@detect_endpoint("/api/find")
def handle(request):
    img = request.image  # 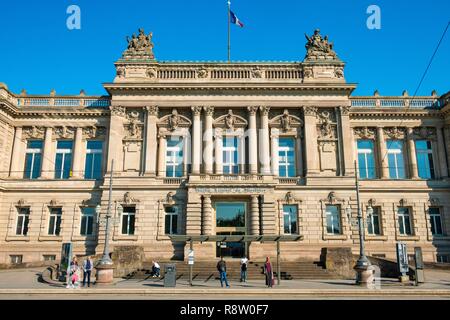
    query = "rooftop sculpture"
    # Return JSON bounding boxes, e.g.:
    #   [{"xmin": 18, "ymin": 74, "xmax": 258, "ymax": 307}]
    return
[
  {"xmin": 304, "ymin": 29, "xmax": 339, "ymax": 61},
  {"xmin": 122, "ymin": 28, "xmax": 155, "ymax": 60}
]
